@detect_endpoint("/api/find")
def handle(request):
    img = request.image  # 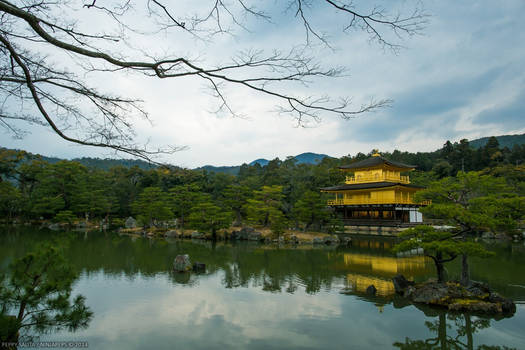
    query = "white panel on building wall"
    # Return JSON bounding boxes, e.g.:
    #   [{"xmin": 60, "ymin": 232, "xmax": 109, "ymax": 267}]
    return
[
  {"xmin": 409, "ymin": 210, "xmax": 416, "ymax": 223},
  {"xmin": 416, "ymin": 210, "xmax": 423, "ymax": 222}
]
